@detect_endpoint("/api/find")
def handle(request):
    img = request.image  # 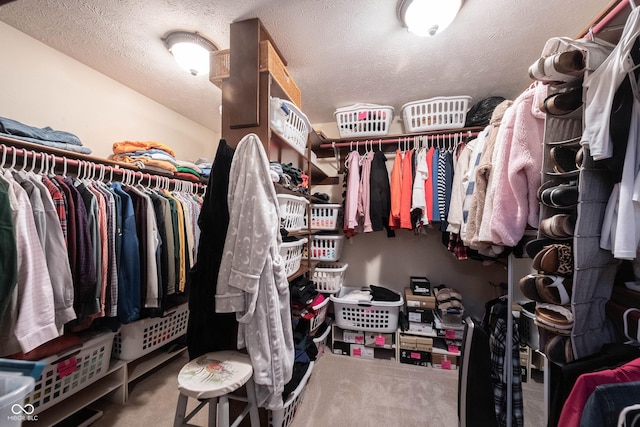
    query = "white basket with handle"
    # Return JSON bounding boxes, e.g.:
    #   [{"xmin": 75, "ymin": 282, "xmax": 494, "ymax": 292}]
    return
[
  {"xmin": 277, "ymin": 194, "xmax": 309, "ymax": 232},
  {"xmin": 270, "ymin": 97, "xmax": 311, "ymax": 154},
  {"xmin": 311, "ymin": 262, "xmax": 348, "ymax": 294},
  {"xmin": 401, "ymin": 96, "xmax": 471, "ymax": 132},
  {"xmin": 280, "ymin": 238, "xmax": 308, "ymax": 278},
  {"xmin": 334, "ymin": 103, "xmax": 394, "ymax": 138}
]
